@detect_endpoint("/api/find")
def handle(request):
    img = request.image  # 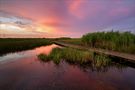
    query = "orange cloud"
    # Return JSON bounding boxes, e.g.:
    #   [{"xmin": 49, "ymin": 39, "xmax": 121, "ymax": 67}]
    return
[
  {"xmin": 43, "ymin": 22, "xmax": 68, "ymax": 27},
  {"xmin": 37, "ymin": 17, "xmax": 70, "ymax": 34}
]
